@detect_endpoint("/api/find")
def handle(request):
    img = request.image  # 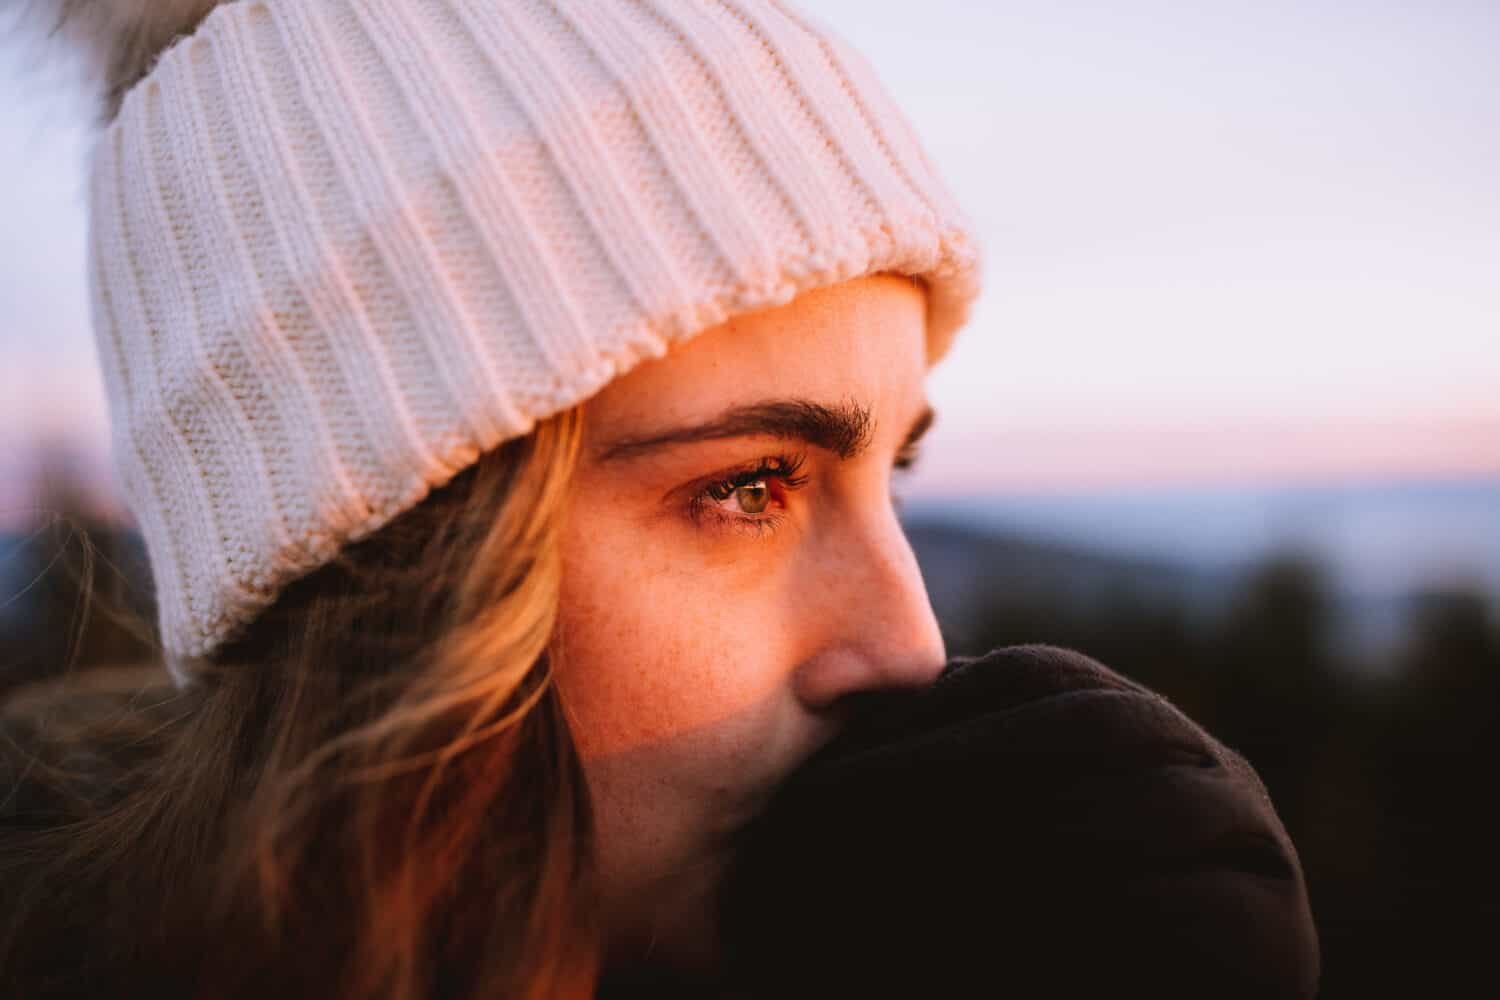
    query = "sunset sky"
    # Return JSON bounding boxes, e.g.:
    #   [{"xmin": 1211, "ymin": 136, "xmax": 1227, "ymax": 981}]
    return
[{"xmin": 2, "ymin": 0, "xmax": 1496, "ymax": 521}]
